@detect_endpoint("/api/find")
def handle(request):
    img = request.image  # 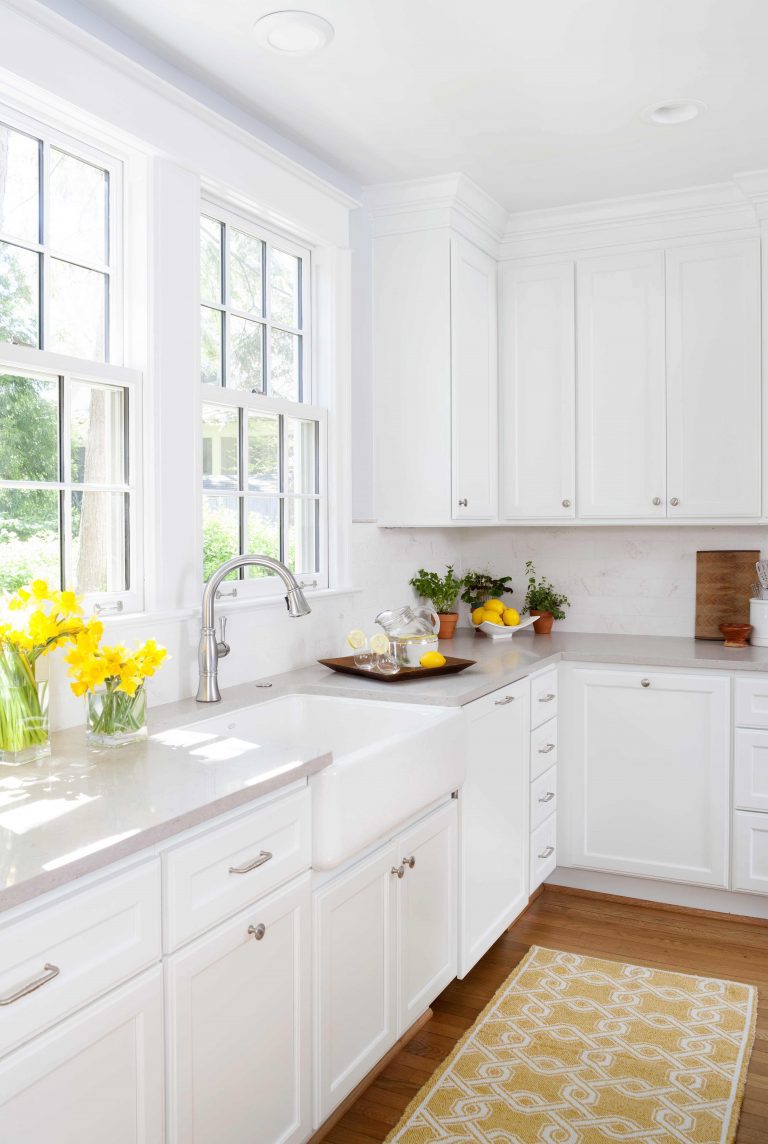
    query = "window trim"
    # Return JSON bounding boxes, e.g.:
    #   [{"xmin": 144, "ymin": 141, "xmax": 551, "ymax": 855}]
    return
[{"xmin": 200, "ymin": 199, "xmax": 328, "ymax": 596}]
